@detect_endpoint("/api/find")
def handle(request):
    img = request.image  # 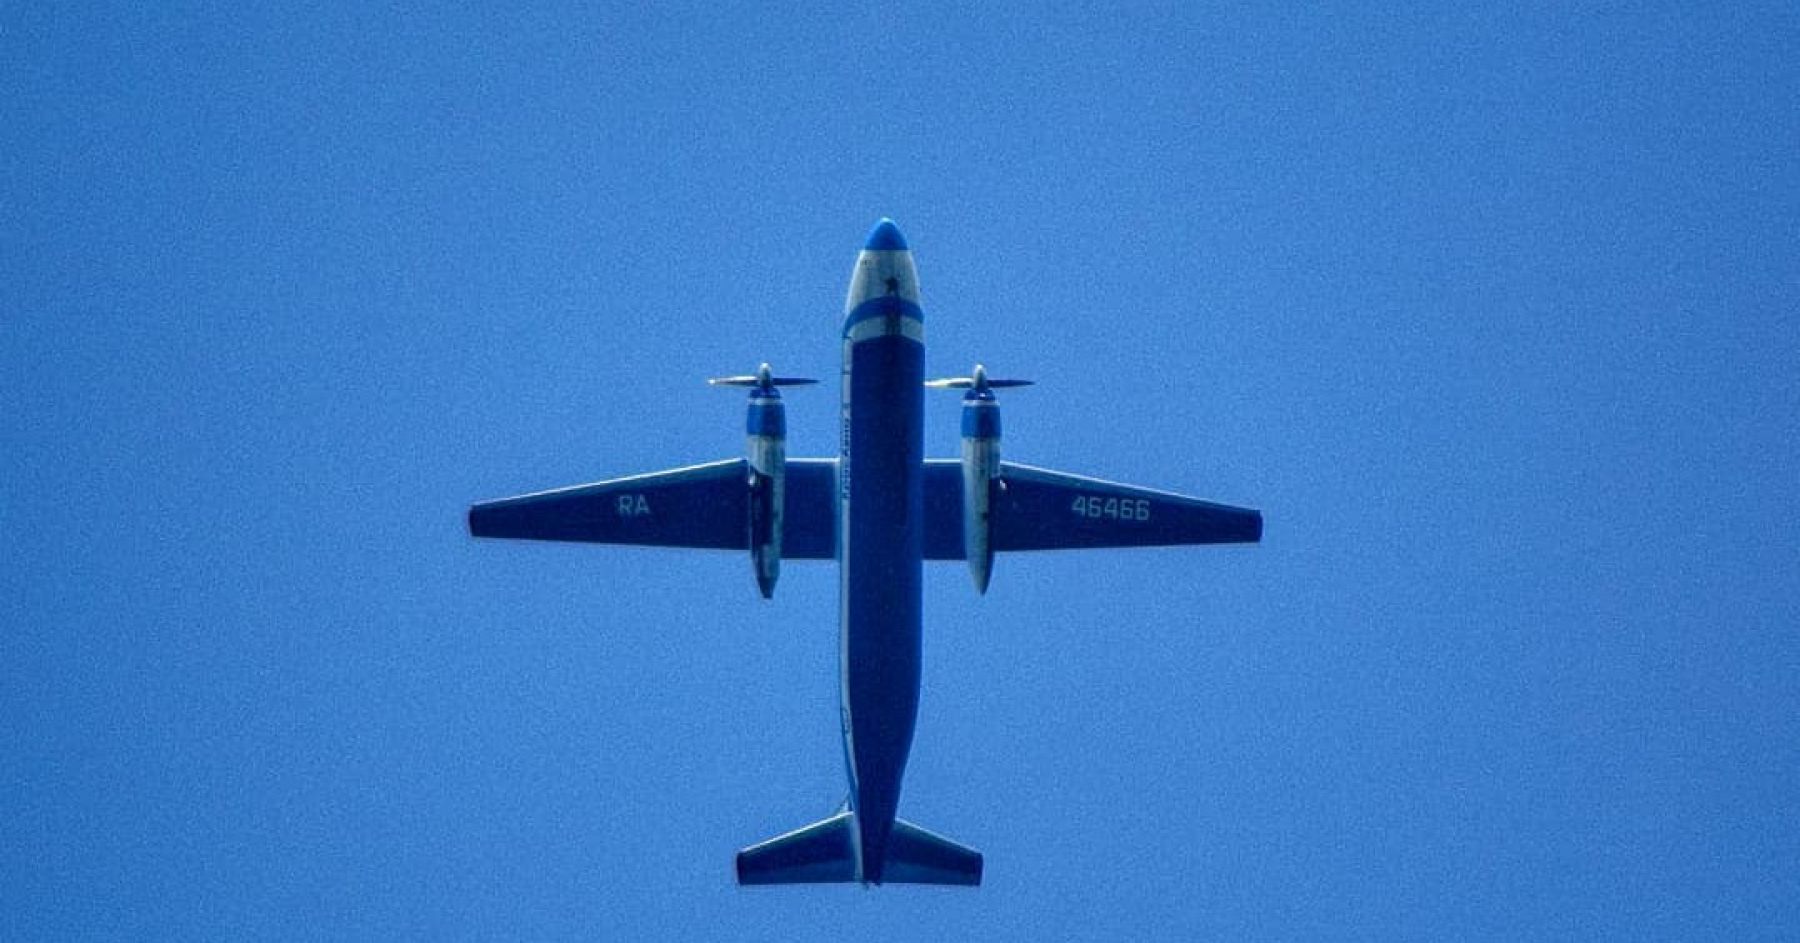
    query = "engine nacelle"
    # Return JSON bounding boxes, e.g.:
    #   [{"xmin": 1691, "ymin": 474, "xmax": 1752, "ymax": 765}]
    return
[
  {"xmin": 746, "ymin": 386, "xmax": 786, "ymax": 599},
  {"xmin": 960, "ymin": 388, "xmax": 1001, "ymax": 594},
  {"xmin": 712, "ymin": 363, "xmax": 815, "ymax": 599},
  {"xmin": 928, "ymin": 364, "xmax": 1031, "ymax": 592}
]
